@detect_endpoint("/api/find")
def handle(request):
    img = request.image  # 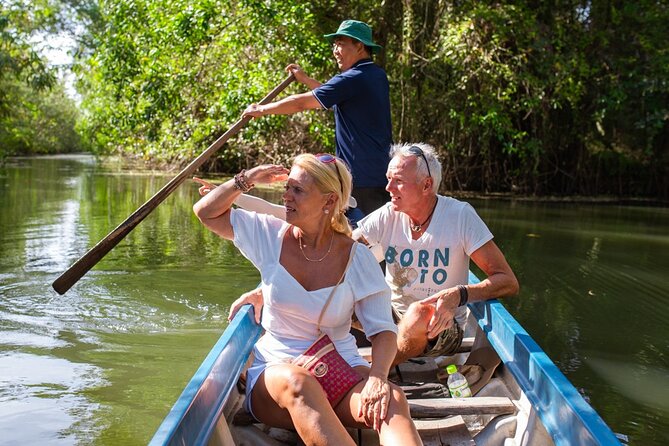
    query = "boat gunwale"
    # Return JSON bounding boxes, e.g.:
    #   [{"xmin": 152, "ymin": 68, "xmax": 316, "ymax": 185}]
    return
[
  {"xmin": 149, "ymin": 305, "xmax": 262, "ymax": 446},
  {"xmin": 468, "ymin": 271, "xmax": 621, "ymax": 446}
]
